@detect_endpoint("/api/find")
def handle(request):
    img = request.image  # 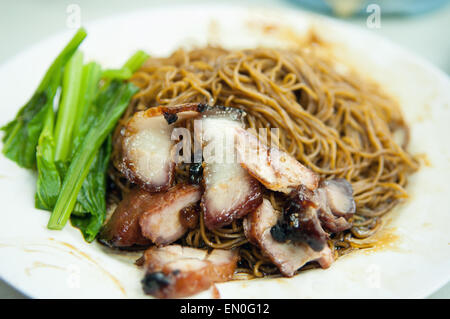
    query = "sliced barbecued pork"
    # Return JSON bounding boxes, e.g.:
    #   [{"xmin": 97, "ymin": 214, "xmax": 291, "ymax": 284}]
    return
[
  {"xmin": 243, "ymin": 199, "xmax": 333, "ymax": 277},
  {"xmin": 141, "ymin": 245, "xmax": 238, "ymax": 298},
  {"xmin": 98, "ymin": 188, "xmax": 153, "ymax": 249},
  {"xmin": 202, "ymin": 162, "xmax": 263, "ymax": 230},
  {"xmin": 315, "ymin": 190, "xmax": 352, "ymax": 234},
  {"xmin": 99, "ymin": 184, "xmax": 201, "ymax": 248},
  {"xmin": 275, "ymin": 186, "xmax": 330, "ymax": 251},
  {"xmin": 234, "ymin": 127, "xmax": 319, "ymax": 193},
  {"xmin": 313, "ymin": 178, "xmax": 355, "ymax": 233},
  {"xmin": 320, "ymin": 178, "xmax": 356, "ymax": 219},
  {"xmin": 119, "ymin": 103, "xmax": 206, "ymax": 192},
  {"xmin": 98, "ymin": 189, "xmax": 152, "ymax": 249},
  {"xmin": 271, "ymin": 178, "xmax": 356, "ymax": 251},
  {"xmin": 199, "ymin": 107, "xmax": 263, "ymax": 230},
  {"xmin": 139, "ymin": 183, "xmax": 201, "ymax": 245}
]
